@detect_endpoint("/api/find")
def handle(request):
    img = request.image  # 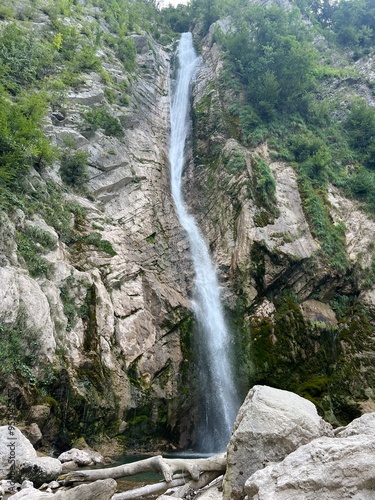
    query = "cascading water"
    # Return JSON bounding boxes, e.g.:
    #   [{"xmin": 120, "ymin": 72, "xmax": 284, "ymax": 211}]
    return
[{"xmin": 169, "ymin": 32, "xmax": 240, "ymax": 453}]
